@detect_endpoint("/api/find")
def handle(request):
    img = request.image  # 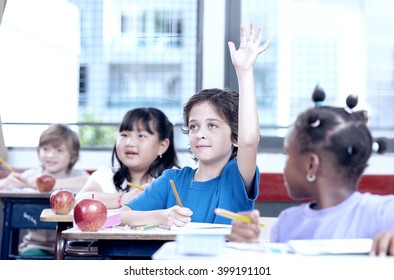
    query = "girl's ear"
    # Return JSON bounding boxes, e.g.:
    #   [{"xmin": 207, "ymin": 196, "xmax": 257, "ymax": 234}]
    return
[
  {"xmin": 158, "ymin": 138, "xmax": 170, "ymax": 156},
  {"xmin": 304, "ymin": 152, "xmax": 320, "ymax": 174}
]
